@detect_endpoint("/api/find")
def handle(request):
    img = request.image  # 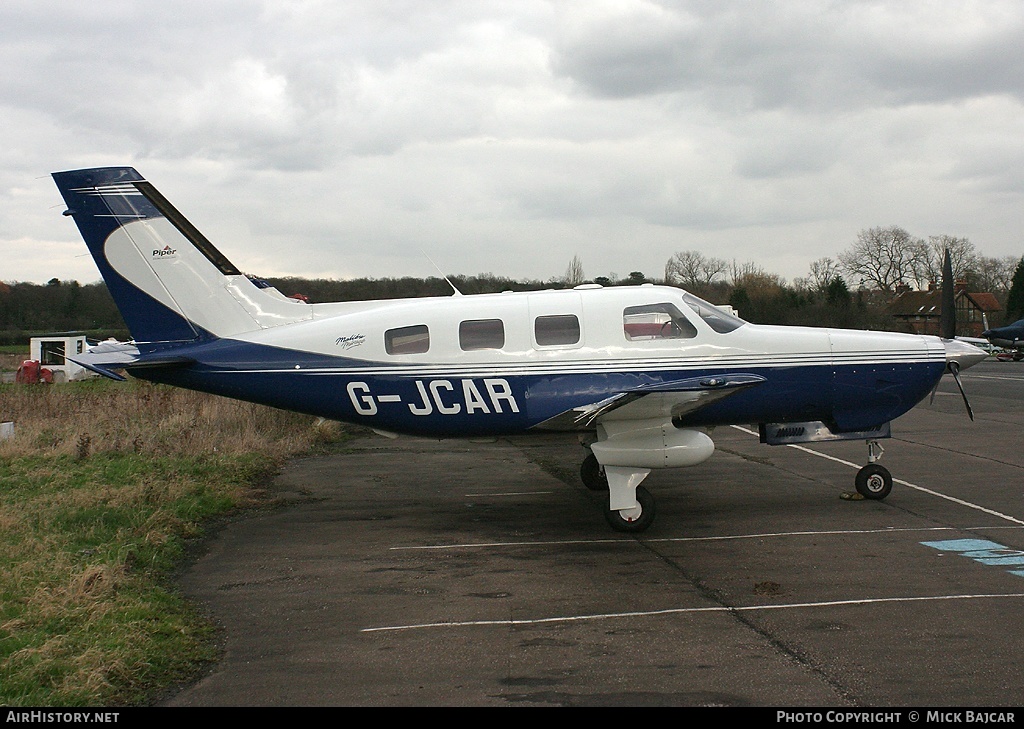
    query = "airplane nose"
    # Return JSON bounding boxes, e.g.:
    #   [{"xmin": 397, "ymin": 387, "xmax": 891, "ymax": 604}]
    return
[{"xmin": 943, "ymin": 338, "xmax": 988, "ymax": 371}]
